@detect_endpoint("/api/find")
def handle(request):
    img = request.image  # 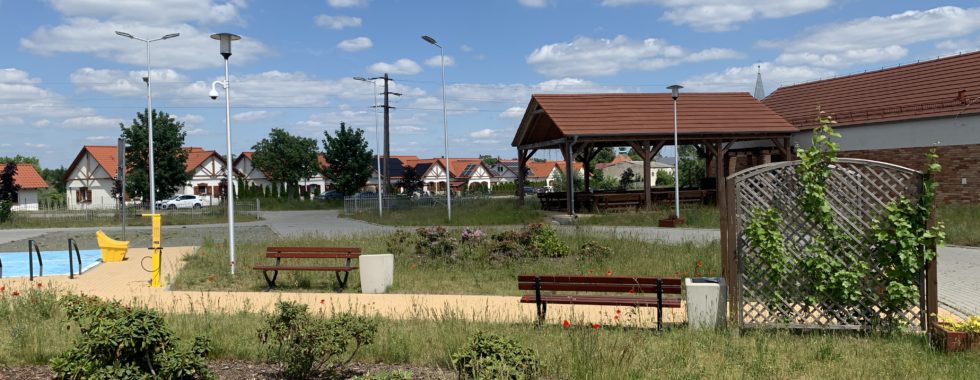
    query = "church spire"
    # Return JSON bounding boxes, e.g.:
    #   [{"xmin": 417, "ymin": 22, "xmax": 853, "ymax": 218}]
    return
[{"xmin": 753, "ymin": 64, "xmax": 765, "ymax": 100}]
